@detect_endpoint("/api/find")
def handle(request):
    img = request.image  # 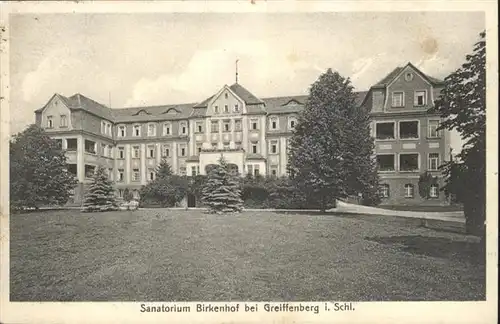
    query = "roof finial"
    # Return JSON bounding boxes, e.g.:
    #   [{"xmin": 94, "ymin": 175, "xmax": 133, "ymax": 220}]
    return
[{"xmin": 235, "ymin": 59, "xmax": 239, "ymax": 84}]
